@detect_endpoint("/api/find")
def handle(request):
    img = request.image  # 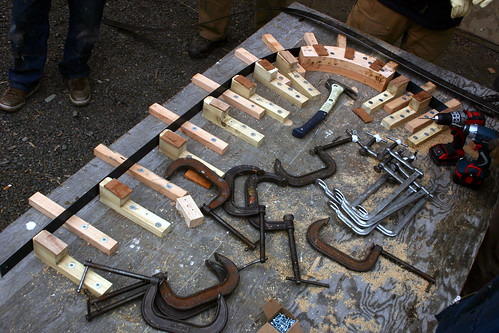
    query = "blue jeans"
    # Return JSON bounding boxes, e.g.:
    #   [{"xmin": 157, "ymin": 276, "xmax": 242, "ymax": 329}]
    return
[{"xmin": 8, "ymin": 0, "xmax": 106, "ymax": 91}]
